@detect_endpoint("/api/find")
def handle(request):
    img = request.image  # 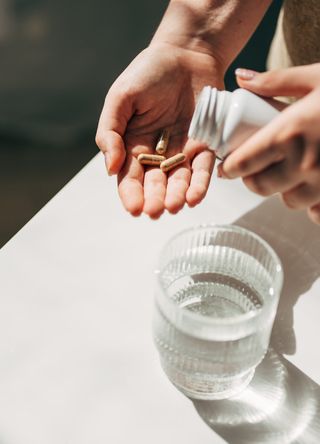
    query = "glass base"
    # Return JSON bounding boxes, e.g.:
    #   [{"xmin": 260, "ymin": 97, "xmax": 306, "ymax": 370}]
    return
[{"xmin": 162, "ymin": 363, "xmax": 255, "ymax": 400}]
